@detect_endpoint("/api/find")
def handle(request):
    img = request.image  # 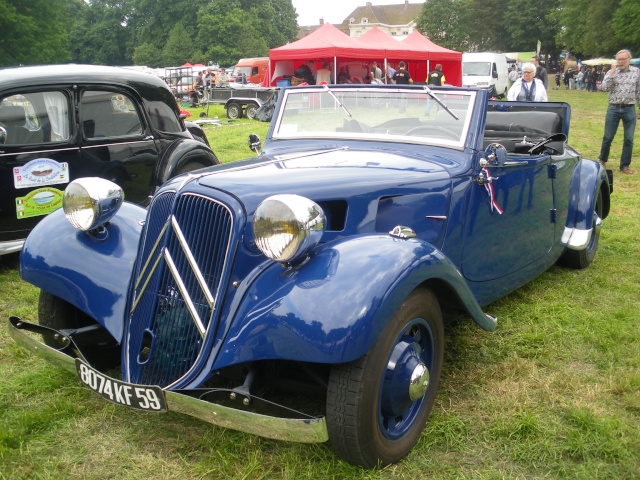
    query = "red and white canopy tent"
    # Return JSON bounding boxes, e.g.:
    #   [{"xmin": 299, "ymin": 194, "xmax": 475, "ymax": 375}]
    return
[
  {"xmin": 400, "ymin": 30, "xmax": 462, "ymax": 86},
  {"xmin": 265, "ymin": 24, "xmax": 461, "ymax": 86}
]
